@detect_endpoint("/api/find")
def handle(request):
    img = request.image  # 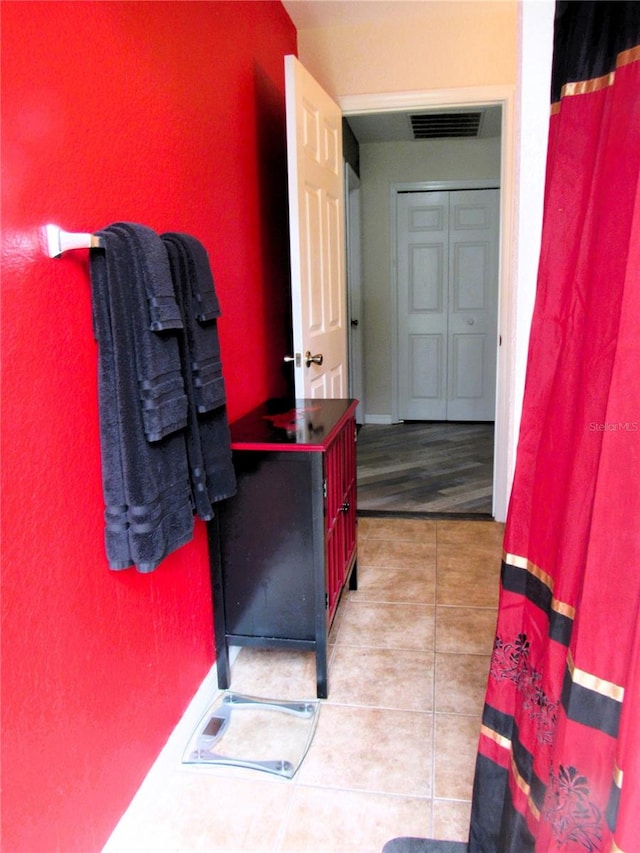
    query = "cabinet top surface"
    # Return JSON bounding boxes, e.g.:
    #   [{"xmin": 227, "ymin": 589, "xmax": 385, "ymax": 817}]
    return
[{"xmin": 230, "ymin": 398, "xmax": 358, "ymax": 451}]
